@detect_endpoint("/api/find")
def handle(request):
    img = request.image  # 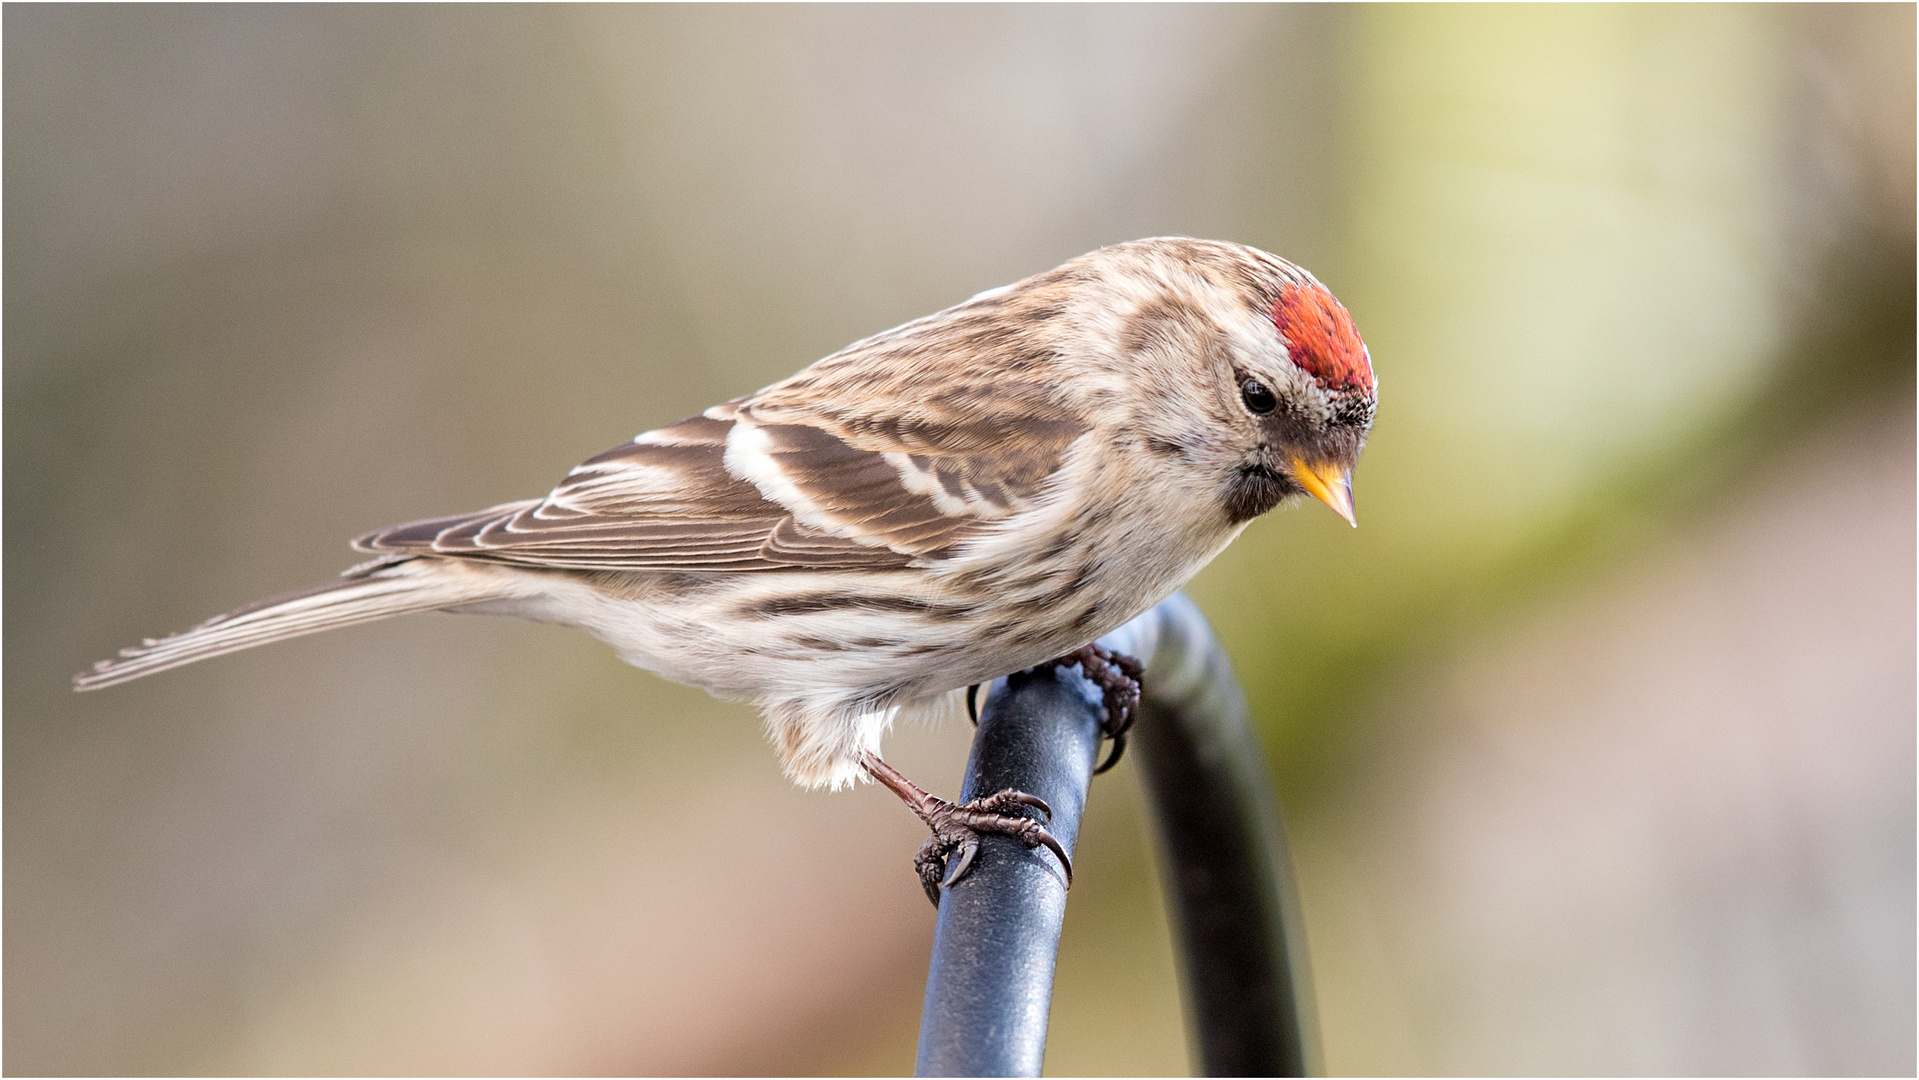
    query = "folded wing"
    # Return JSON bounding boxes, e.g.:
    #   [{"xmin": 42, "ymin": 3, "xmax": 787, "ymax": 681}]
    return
[{"xmin": 355, "ymin": 398, "xmax": 1086, "ymax": 574}]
